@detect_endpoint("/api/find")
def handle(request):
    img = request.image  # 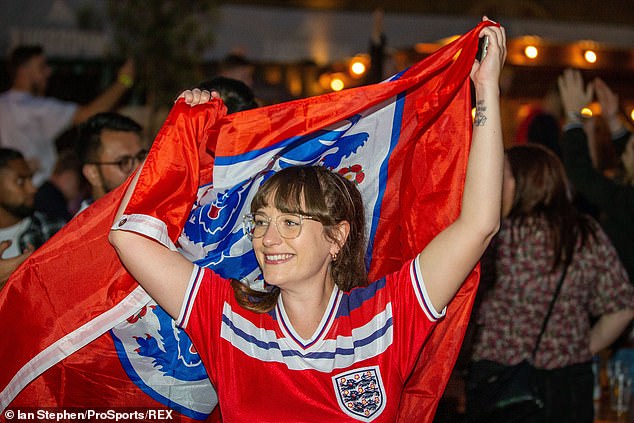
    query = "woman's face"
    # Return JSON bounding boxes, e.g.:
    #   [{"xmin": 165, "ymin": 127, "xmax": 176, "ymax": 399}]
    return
[
  {"xmin": 251, "ymin": 205, "xmax": 337, "ymax": 291},
  {"xmin": 501, "ymin": 157, "xmax": 515, "ymax": 218}
]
